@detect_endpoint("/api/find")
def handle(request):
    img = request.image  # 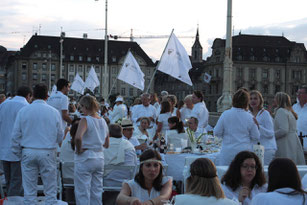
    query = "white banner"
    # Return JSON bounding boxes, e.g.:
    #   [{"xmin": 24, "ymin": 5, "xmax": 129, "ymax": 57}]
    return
[{"xmin": 71, "ymin": 73, "xmax": 85, "ymax": 94}]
